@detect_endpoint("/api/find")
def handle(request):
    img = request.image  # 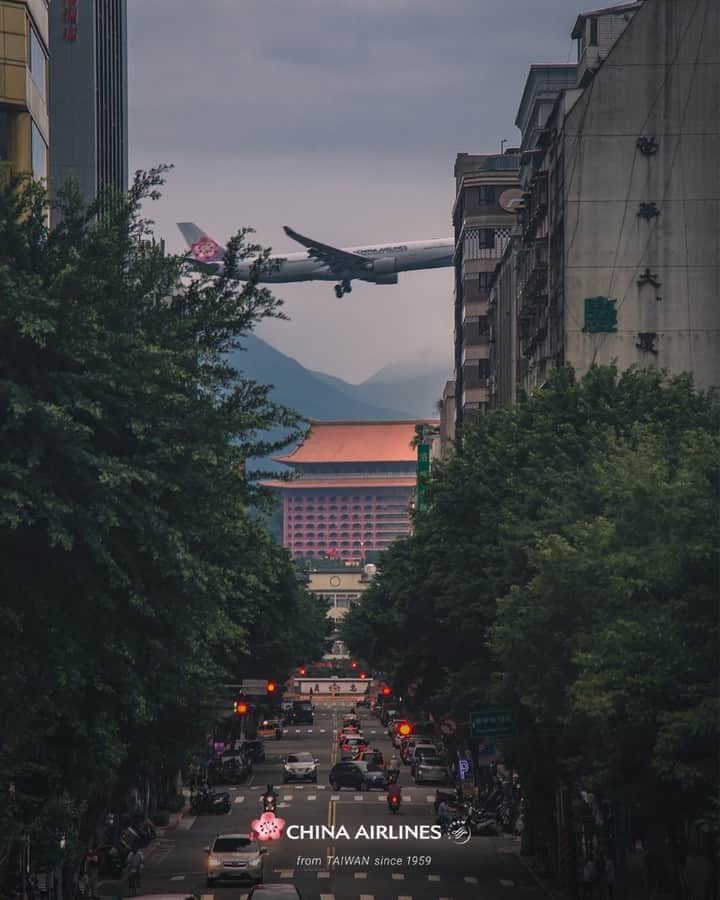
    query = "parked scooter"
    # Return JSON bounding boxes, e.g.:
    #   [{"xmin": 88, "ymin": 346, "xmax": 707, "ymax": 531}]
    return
[{"xmin": 190, "ymin": 786, "xmax": 231, "ymax": 815}]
